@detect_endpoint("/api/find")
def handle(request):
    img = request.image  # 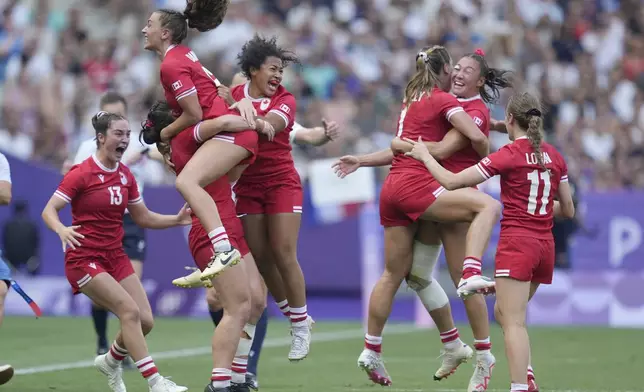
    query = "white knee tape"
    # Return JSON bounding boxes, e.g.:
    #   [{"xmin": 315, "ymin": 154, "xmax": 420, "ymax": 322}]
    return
[
  {"xmin": 419, "ymin": 280, "xmax": 449, "ymax": 311},
  {"xmin": 406, "ymin": 241, "xmax": 442, "ymax": 291},
  {"xmin": 407, "ymin": 241, "xmax": 448, "ymax": 311}
]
